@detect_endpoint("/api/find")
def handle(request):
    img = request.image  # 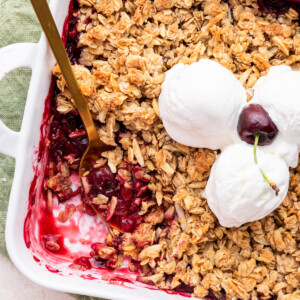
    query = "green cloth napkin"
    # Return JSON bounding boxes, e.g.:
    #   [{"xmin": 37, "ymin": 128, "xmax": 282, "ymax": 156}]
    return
[{"xmin": 0, "ymin": 1, "xmax": 104, "ymax": 299}]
